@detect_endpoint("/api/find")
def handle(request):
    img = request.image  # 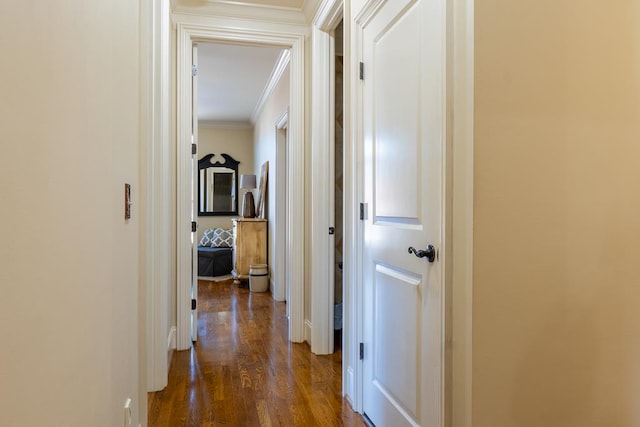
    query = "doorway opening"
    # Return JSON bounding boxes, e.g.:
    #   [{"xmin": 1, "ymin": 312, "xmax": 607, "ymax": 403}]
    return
[
  {"xmin": 176, "ymin": 24, "xmax": 306, "ymax": 352},
  {"xmin": 193, "ymin": 40, "xmax": 291, "ymax": 340}
]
